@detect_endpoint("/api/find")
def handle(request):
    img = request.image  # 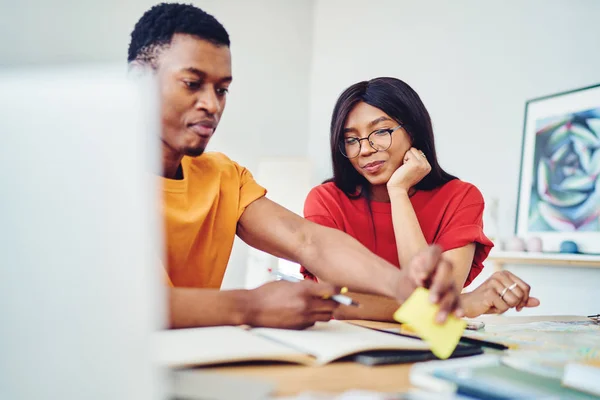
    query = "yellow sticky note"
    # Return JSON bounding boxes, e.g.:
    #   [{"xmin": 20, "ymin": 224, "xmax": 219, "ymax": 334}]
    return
[
  {"xmin": 400, "ymin": 324, "xmax": 417, "ymax": 335},
  {"xmin": 393, "ymin": 287, "xmax": 466, "ymax": 359}
]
